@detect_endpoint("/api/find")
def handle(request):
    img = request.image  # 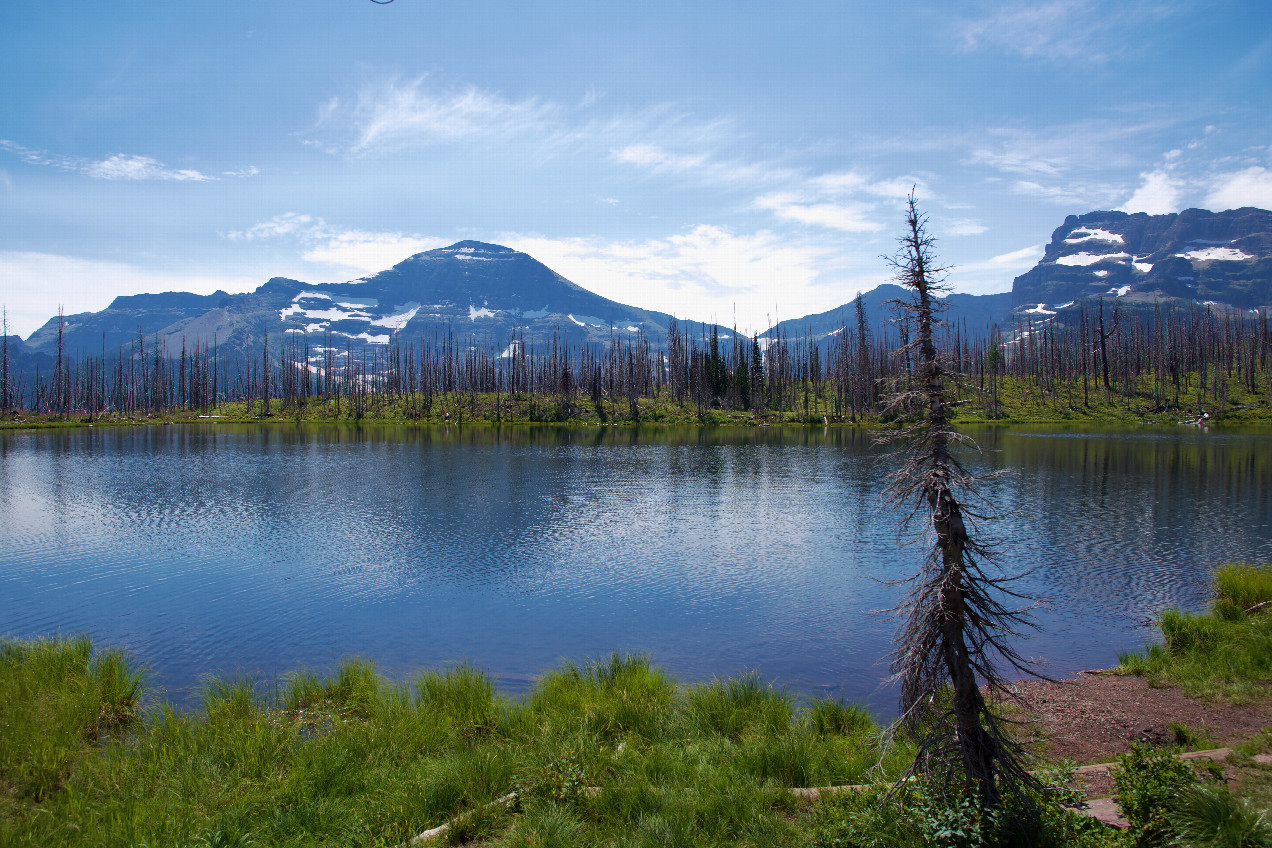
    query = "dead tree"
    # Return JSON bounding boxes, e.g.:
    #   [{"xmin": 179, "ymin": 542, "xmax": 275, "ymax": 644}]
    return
[{"xmin": 881, "ymin": 193, "xmax": 1037, "ymax": 812}]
